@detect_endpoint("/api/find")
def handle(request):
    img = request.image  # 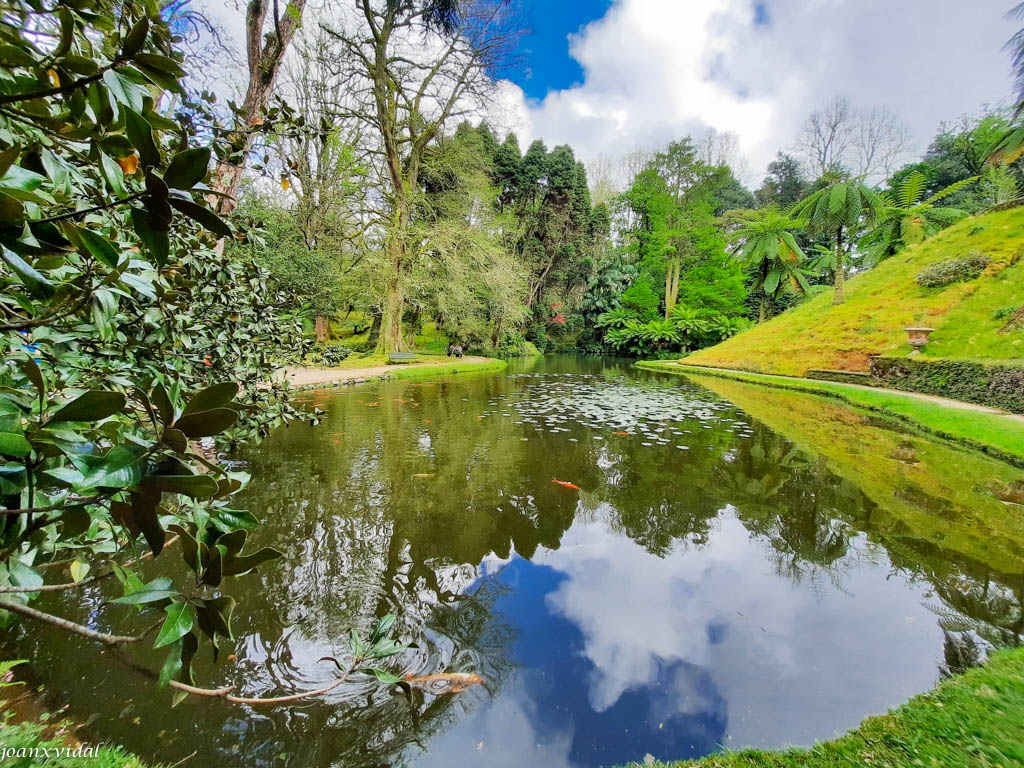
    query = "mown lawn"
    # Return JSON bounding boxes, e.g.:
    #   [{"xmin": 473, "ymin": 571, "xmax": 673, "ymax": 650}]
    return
[
  {"xmin": 683, "ymin": 207, "xmax": 1024, "ymax": 376},
  {"xmin": 627, "ymin": 647, "xmax": 1024, "ymax": 768}
]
